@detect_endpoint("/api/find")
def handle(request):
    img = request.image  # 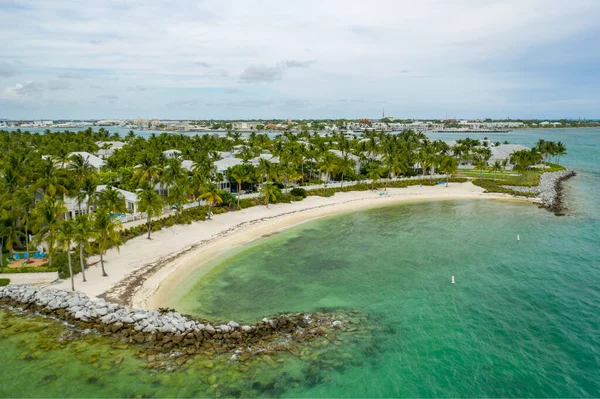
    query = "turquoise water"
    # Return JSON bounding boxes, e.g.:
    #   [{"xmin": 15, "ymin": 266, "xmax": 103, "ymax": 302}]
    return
[
  {"xmin": 175, "ymin": 129, "xmax": 600, "ymax": 397},
  {"xmin": 1, "ymin": 129, "xmax": 599, "ymax": 397}
]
